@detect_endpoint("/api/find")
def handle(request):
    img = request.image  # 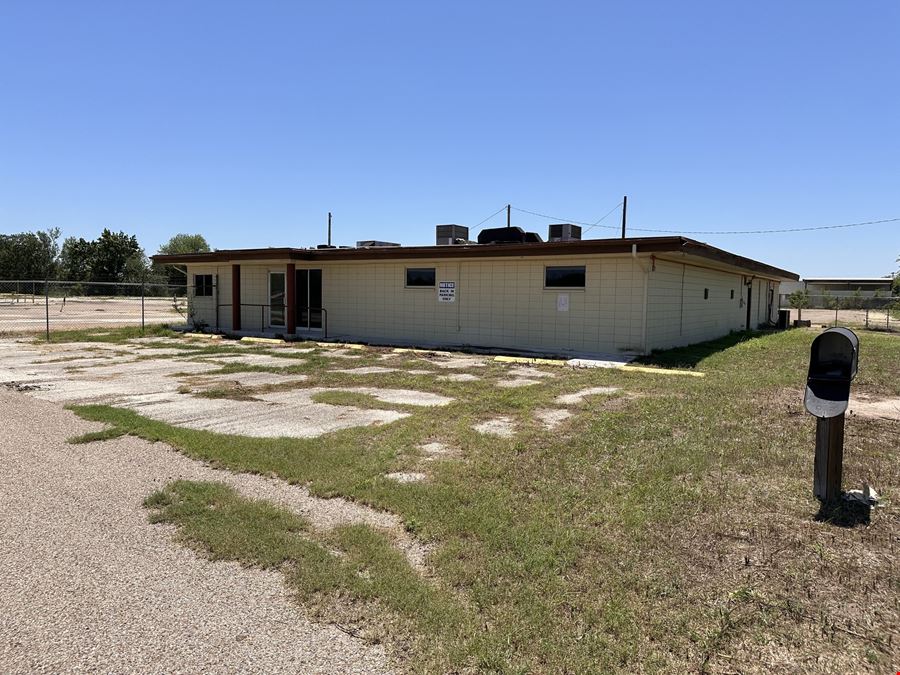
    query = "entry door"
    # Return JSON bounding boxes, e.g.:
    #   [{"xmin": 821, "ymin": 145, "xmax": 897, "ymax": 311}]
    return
[
  {"xmin": 269, "ymin": 272, "xmax": 286, "ymax": 327},
  {"xmin": 296, "ymin": 269, "xmax": 323, "ymax": 330}
]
